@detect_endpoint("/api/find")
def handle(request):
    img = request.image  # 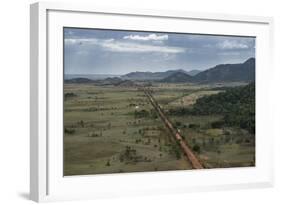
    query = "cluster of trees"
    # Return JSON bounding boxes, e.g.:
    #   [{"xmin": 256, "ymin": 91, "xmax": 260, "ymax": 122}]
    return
[
  {"xmin": 64, "ymin": 127, "xmax": 75, "ymax": 134},
  {"xmin": 193, "ymin": 83, "xmax": 255, "ymax": 134},
  {"xmin": 170, "ymin": 142, "xmax": 182, "ymax": 160},
  {"xmin": 168, "ymin": 83, "xmax": 255, "ymax": 134},
  {"xmin": 134, "ymin": 109, "xmax": 150, "ymax": 118},
  {"xmin": 134, "ymin": 109, "xmax": 158, "ymax": 119},
  {"xmin": 119, "ymin": 146, "xmax": 151, "ymax": 164},
  {"xmin": 64, "ymin": 92, "xmax": 77, "ymax": 100},
  {"xmin": 119, "ymin": 146, "xmax": 137, "ymax": 162}
]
